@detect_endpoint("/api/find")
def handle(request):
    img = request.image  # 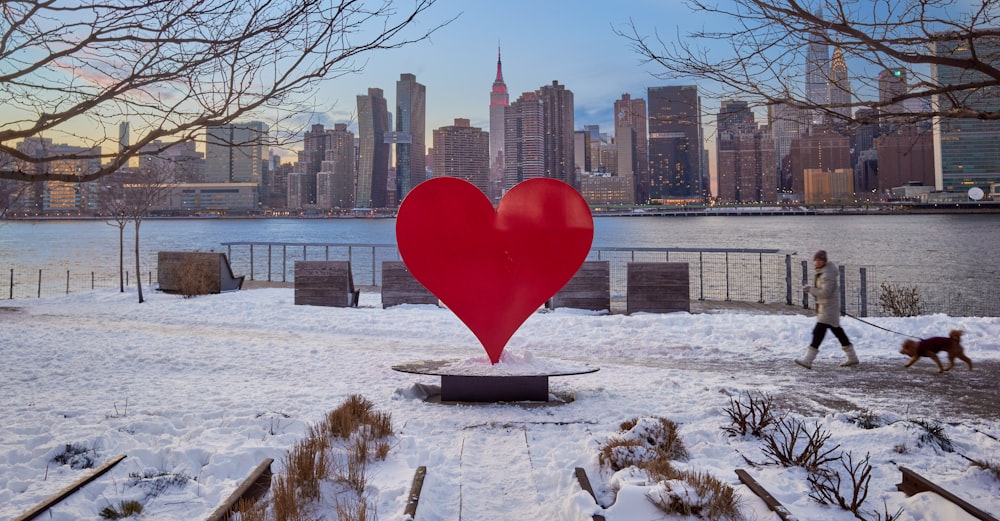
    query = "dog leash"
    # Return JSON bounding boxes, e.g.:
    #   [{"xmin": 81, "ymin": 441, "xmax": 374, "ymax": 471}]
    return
[{"xmin": 844, "ymin": 313, "xmax": 923, "ymax": 340}]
